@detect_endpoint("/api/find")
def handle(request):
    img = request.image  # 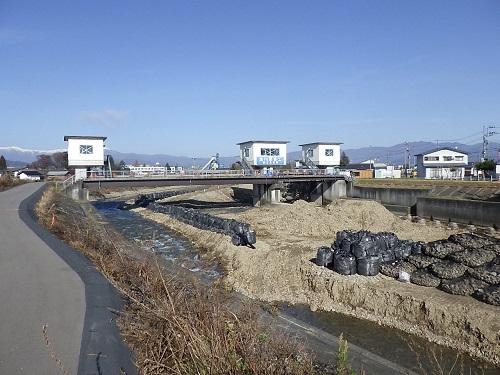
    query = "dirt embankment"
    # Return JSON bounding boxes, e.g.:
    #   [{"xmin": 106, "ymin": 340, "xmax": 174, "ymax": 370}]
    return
[{"xmin": 103, "ymin": 185, "xmax": 500, "ymax": 366}]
